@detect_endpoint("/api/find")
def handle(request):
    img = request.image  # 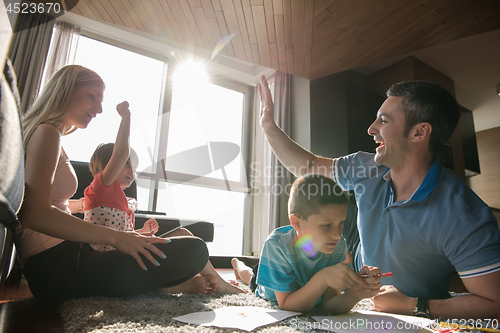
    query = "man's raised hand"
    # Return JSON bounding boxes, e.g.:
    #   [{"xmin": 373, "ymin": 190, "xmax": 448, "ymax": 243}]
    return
[{"xmin": 258, "ymin": 75, "xmax": 275, "ymax": 129}]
